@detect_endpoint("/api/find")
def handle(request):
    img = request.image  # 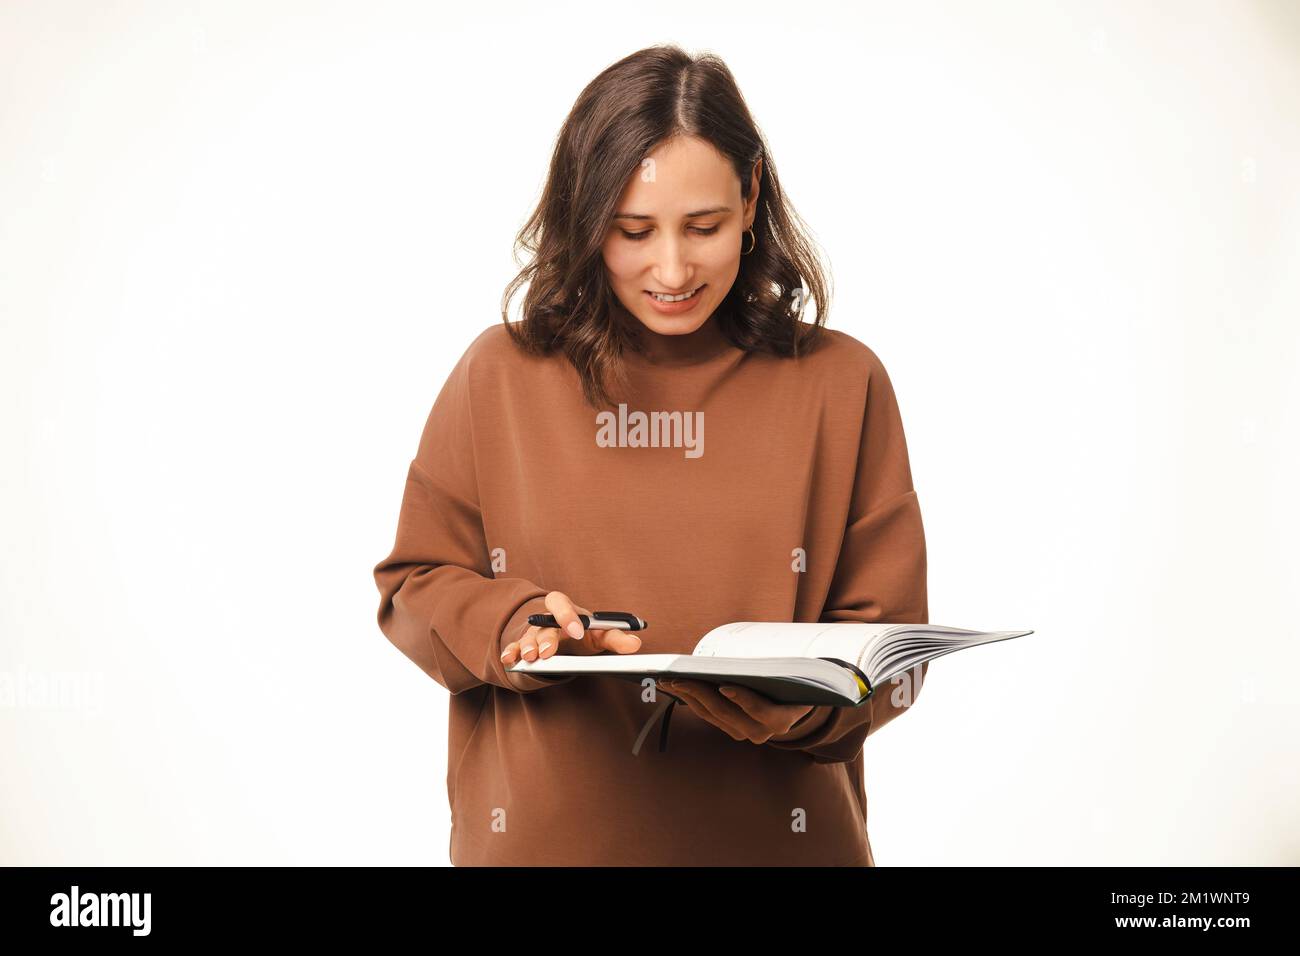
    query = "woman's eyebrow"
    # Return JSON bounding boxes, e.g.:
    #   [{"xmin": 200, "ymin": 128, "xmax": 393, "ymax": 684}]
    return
[{"xmin": 612, "ymin": 205, "xmax": 732, "ymax": 221}]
